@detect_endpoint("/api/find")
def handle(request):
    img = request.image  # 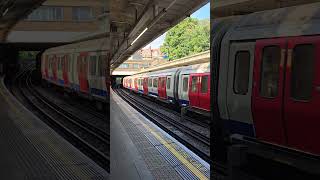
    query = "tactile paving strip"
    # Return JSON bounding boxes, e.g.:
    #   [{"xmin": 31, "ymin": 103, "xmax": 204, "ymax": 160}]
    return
[
  {"xmin": 113, "ymin": 95, "xmax": 182, "ymax": 180},
  {"xmin": 113, "ymin": 91, "xmax": 210, "ymax": 180}
]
